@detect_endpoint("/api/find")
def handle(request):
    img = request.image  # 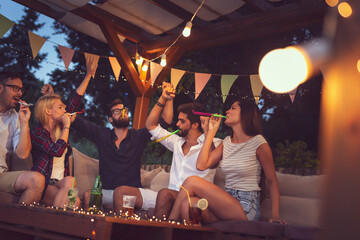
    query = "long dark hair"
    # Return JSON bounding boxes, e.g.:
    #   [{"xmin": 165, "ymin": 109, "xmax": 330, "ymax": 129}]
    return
[{"xmin": 237, "ymin": 98, "xmax": 262, "ymax": 136}]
